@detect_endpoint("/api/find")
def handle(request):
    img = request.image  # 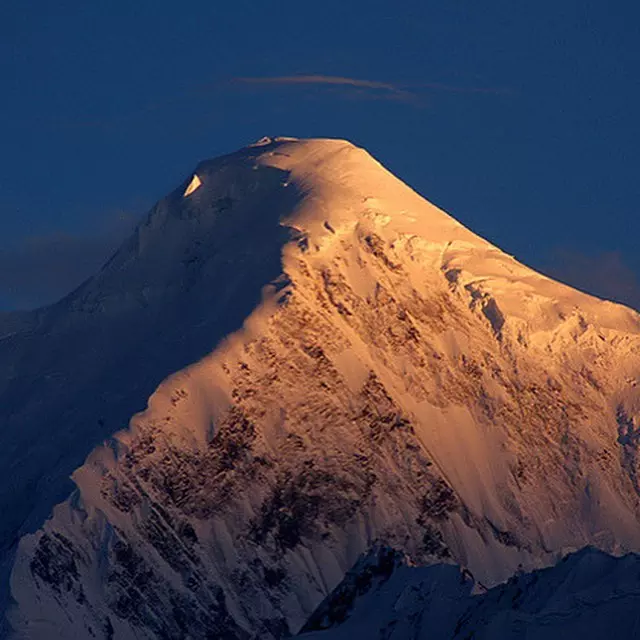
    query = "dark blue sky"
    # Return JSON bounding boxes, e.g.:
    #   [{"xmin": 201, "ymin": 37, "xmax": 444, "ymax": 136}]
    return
[{"xmin": 2, "ymin": 1, "xmax": 639, "ymax": 310}]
